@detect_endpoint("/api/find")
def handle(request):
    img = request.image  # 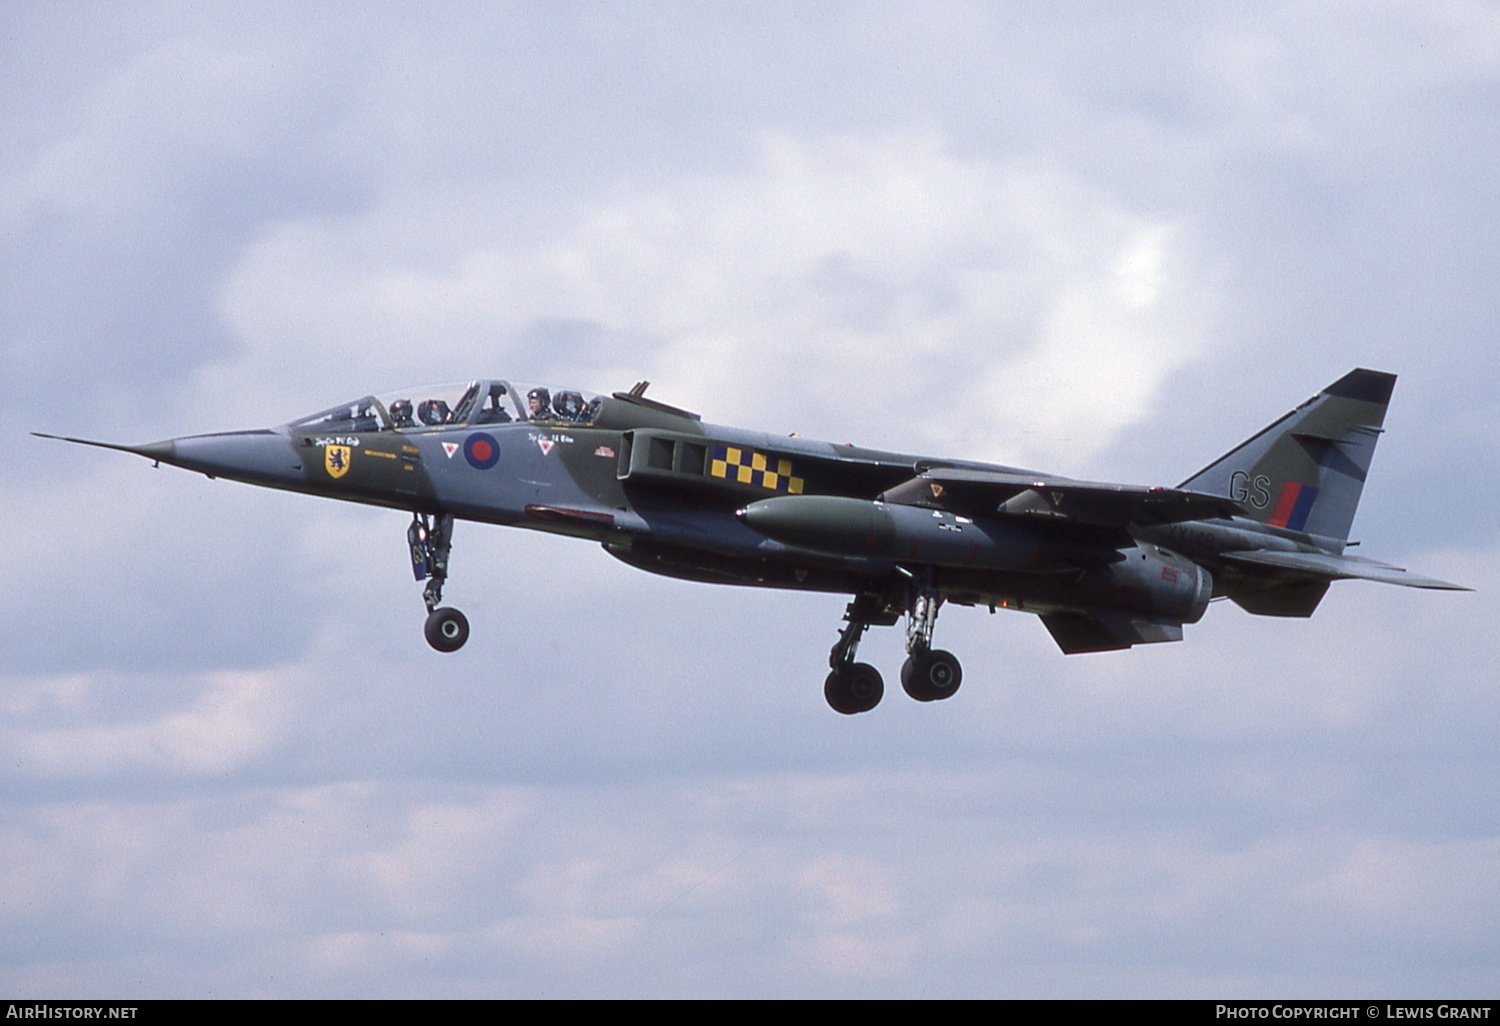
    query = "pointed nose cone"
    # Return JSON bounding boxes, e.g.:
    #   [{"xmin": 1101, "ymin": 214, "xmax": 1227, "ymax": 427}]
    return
[
  {"xmin": 34, "ymin": 430, "xmax": 304, "ymax": 487},
  {"xmin": 164, "ymin": 430, "xmax": 304, "ymax": 485},
  {"xmin": 31, "ymin": 432, "xmax": 178, "ymax": 463},
  {"xmin": 128, "ymin": 439, "xmax": 178, "ymax": 463}
]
